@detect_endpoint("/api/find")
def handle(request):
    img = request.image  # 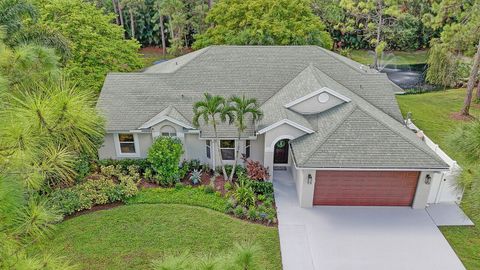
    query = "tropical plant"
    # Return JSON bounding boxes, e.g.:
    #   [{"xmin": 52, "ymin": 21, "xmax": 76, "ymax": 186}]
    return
[
  {"xmin": 147, "ymin": 136, "xmax": 184, "ymax": 186},
  {"xmin": 192, "ymin": 93, "xmax": 234, "ymax": 180},
  {"xmin": 189, "ymin": 169, "xmax": 202, "ymax": 184},
  {"xmin": 233, "ymin": 180, "xmax": 256, "ymax": 208},
  {"xmin": 193, "ymin": 0, "xmax": 333, "ymax": 49},
  {"xmin": 227, "ymin": 95, "xmax": 263, "ymax": 181},
  {"xmin": 151, "ymin": 242, "xmax": 261, "ymax": 270},
  {"xmin": 244, "ymin": 159, "xmax": 270, "ymax": 181},
  {"xmin": 120, "ymin": 0, "xmax": 145, "ymax": 39}
]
